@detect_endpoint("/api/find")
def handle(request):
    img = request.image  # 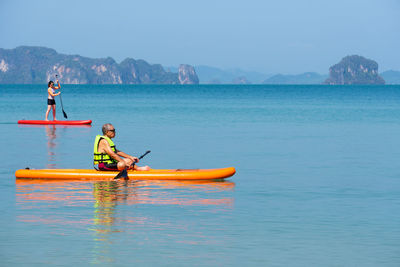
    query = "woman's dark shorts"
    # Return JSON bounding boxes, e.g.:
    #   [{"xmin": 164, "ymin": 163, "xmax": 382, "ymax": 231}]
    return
[
  {"xmin": 98, "ymin": 162, "xmax": 119, "ymax": 171},
  {"xmin": 47, "ymin": 99, "xmax": 56, "ymax": 105}
]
